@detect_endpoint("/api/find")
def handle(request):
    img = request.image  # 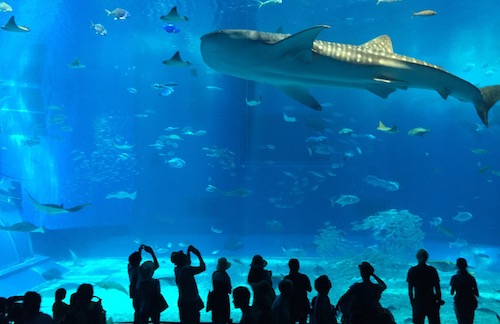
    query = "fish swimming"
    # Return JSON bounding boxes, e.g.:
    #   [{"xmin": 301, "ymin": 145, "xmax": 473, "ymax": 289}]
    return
[
  {"xmin": 408, "ymin": 127, "xmax": 430, "ymax": 136},
  {"xmin": 200, "ymin": 26, "xmax": 500, "ymax": 126},
  {"xmin": 0, "ymin": 222, "xmax": 45, "ymax": 233},
  {"xmin": 376, "ymin": 121, "xmax": 399, "ymax": 134},
  {"xmin": 68, "ymin": 59, "xmax": 86, "ymax": 69},
  {"xmin": 160, "ymin": 6, "xmax": 189, "ymax": 22},
  {"xmin": 412, "ymin": 10, "xmax": 437, "ymax": 18},
  {"xmin": 1, "ymin": 16, "xmax": 29, "ymax": 32},
  {"xmin": 162, "ymin": 51, "xmax": 191, "ymax": 67},
  {"xmin": 0, "ymin": 2, "xmax": 13, "ymax": 12},
  {"xmin": 27, "ymin": 192, "xmax": 91, "ymax": 214},
  {"xmin": 105, "ymin": 8, "xmax": 130, "ymax": 20}
]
